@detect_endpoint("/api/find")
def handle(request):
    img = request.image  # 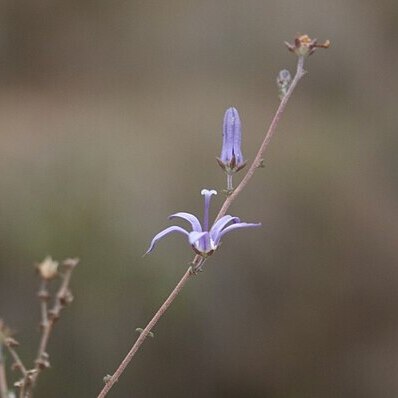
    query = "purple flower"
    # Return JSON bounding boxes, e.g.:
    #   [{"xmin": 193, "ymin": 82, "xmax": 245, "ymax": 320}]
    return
[
  {"xmin": 217, "ymin": 107, "xmax": 247, "ymax": 175},
  {"xmin": 145, "ymin": 189, "xmax": 261, "ymax": 257}
]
